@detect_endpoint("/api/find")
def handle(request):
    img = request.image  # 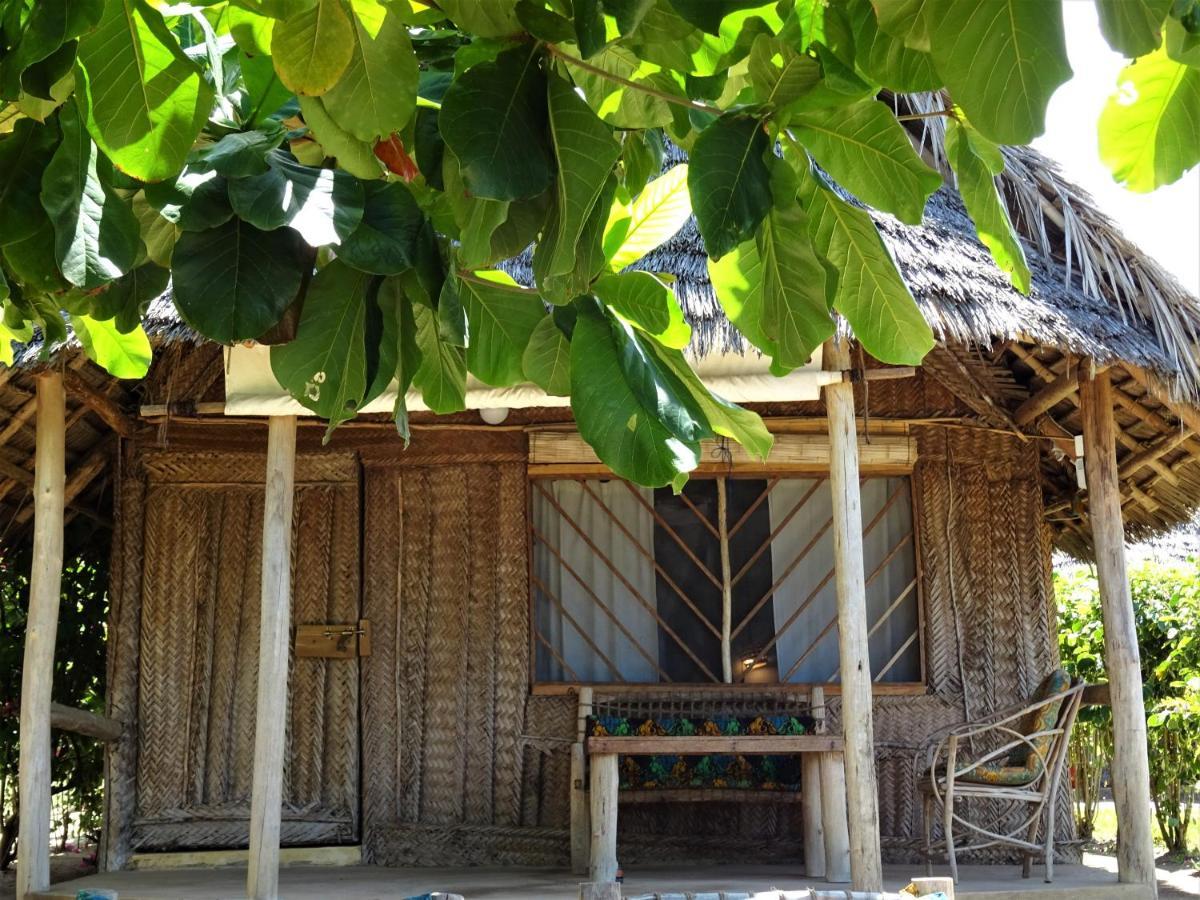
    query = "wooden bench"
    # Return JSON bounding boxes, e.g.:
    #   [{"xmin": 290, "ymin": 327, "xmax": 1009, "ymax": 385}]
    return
[{"xmin": 571, "ymin": 686, "xmax": 852, "ymax": 884}]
